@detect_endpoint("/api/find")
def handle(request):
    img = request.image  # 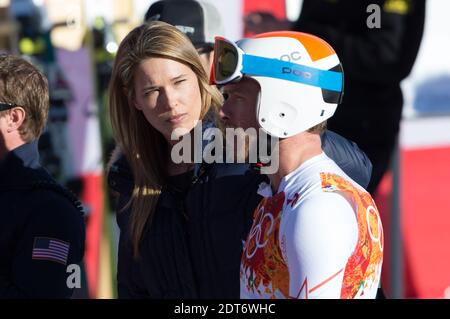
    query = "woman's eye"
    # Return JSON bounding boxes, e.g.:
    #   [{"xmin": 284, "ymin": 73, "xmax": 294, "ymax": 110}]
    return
[
  {"xmin": 175, "ymin": 79, "xmax": 186, "ymax": 85},
  {"xmin": 145, "ymin": 89, "xmax": 158, "ymax": 96}
]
